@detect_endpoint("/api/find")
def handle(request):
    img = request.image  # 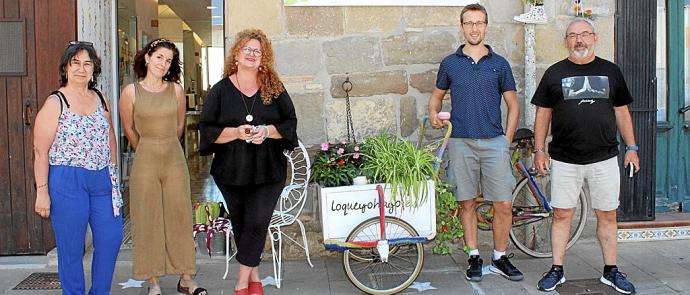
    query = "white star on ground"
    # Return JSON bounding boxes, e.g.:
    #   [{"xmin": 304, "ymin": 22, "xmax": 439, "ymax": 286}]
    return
[
  {"xmin": 118, "ymin": 279, "xmax": 145, "ymax": 289},
  {"xmin": 407, "ymin": 281, "xmax": 437, "ymax": 292},
  {"xmin": 261, "ymin": 276, "xmax": 276, "ymax": 287}
]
